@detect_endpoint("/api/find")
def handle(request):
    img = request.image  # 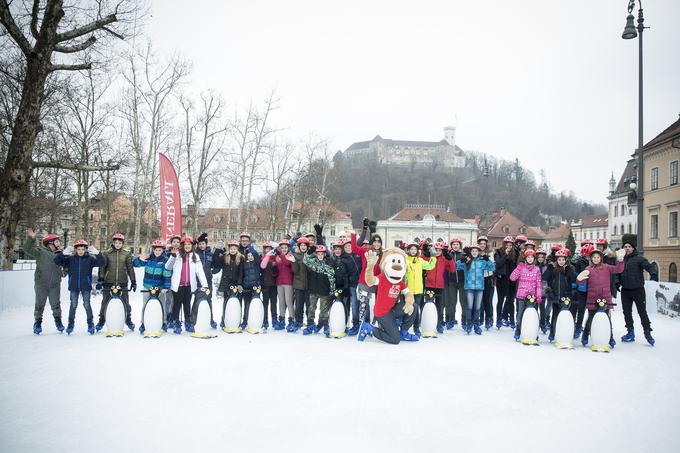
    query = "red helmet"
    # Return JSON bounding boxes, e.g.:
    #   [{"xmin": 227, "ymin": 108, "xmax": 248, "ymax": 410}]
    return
[
  {"xmin": 41, "ymin": 234, "xmax": 60, "ymax": 246},
  {"xmin": 74, "ymin": 239, "xmax": 88, "ymax": 247},
  {"xmin": 406, "ymin": 241, "xmax": 419, "ymax": 249},
  {"xmin": 581, "ymin": 244, "xmax": 595, "ymax": 257},
  {"xmin": 555, "ymin": 249, "xmax": 569, "ymax": 258},
  {"xmin": 580, "ymin": 239, "xmax": 592, "ymax": 246},
  {"xmin": 180, "ymin": 236, "xmax": 194, "ymax": 244},
  {"xmin": 239, "ymin": 231, "xmax": 251, "ymax": 239},
  {"xmin": 477, "ymin": 235, "xmax": 489, "ymax": 242},
  {"xmin": 535, "ymin": 249, "xmax": 547, "ymax": 256},
  {"xmin": 262, "ymin": 241, "xmax": 274, "ymax": 249},
  {"xmin": 525, "ymin": 240, "xmax": 536, "ymax": 247},
  {"xmin": 589, "ymin": 248, "xmax": 604, "ymax": 257},
  {"xmin": 450, "ymin": 237, "xmax": 462, "ymax": 246},
  {"xmin": 362, "ymin": 239, "xmax": 369, "ymax": 245},
  {"xmin": 304, "ymin": 232, "xmax": 316, "ymax": 239},
  {"xmin": 296, "ymin": 237, "xmax": 311, "ymax": 245},
  {"xmin": 433, "ymin": 242, "xmax": 445, "ymax": 250},
  {"xmin": 551, "ymin": 244, "xmax": 562, "ymax": 251},
  {"xmin": 515, "ymin": 235, "xmax": 528, "ymax": 242},
  {"xmin": 151, "ymin": 240, "xmax": 165, "ymax": 248},
  {"xmin": 596, "ymin": 238, "xmax": 608, "ymax": 245},
  {"xmin": 564, "ymin": 248, "xmax": 573, "ymax": 257},
  {"xmin": 278, "ymin": 239, "xmax": 289, "ymax": 246},
  {"xmin": 523, "ymin": 249, "xmax": 536, "ymax": 257},
  {"xmin": 332, "ymin": 240, "xmax": 344, "ymax": 248},
  {"xmin": 315, "ymin": 245, "xmax": 327, "ymax": 254},
  {"xmin": 469, "ymin": 243, "xmax": 482, "ymax": 251},
  {"xmin": 111, "ymin": 233, "xmax": 125, "ymax": 241},
  {"xmin": 227, "ymin": 239, "xmax": 239, "ymax": 247},
  {"xmin": 503, "ymin": 236, "xmax": 514, "ymax": 244}
]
